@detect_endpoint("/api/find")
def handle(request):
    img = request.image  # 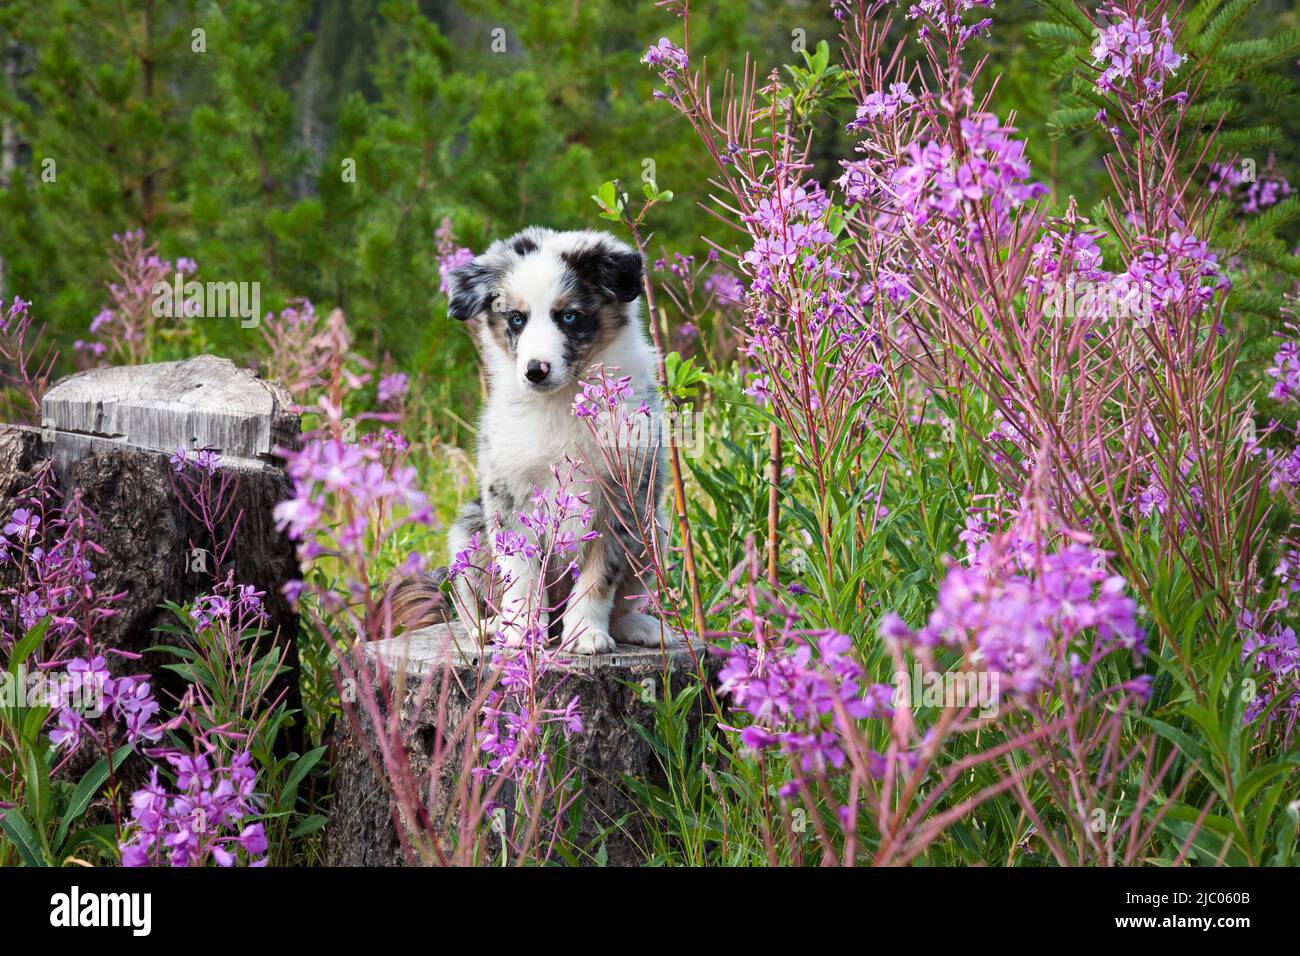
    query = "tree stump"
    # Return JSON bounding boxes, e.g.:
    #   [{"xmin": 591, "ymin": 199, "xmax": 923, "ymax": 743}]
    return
[
  {"xmin": 327, "ymin": 623, "xmax": 713, "ymax": 867},
  {"xmin": 0, "ymin": 355, "xmax": 301, "ymax": 717}
]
